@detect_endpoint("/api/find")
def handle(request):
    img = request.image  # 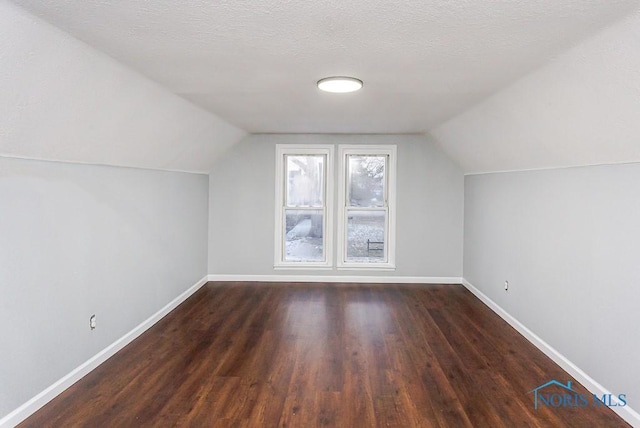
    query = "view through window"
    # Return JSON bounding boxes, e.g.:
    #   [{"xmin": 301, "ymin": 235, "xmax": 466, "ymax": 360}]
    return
[
  {"xmin": 345, "ymin": 155, "xmax": 388, "ymax": 262},
  {"xmin": 274, "ymin": 145, "xmax": 333, "ymax": 268},
  {"xmin": 275, "ymin": 144, "xmax": 395, "ymax": 270},
  {"xmin": 284, "ymin": 154, "xmax": 325, "ymax": 262}
]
